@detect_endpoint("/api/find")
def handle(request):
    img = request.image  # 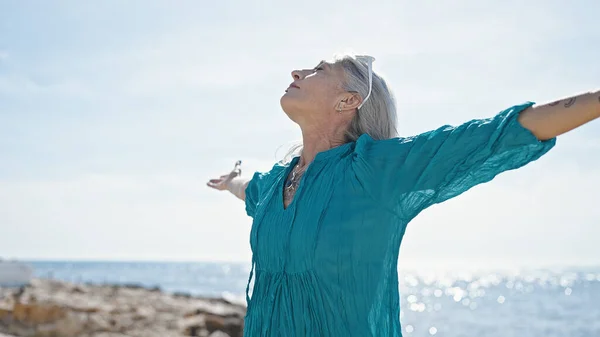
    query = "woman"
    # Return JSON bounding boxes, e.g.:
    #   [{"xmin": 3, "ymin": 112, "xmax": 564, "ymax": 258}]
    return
[{"xmin": 207, "ymin": 54, "xmax": 599, "ymax": 336}]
